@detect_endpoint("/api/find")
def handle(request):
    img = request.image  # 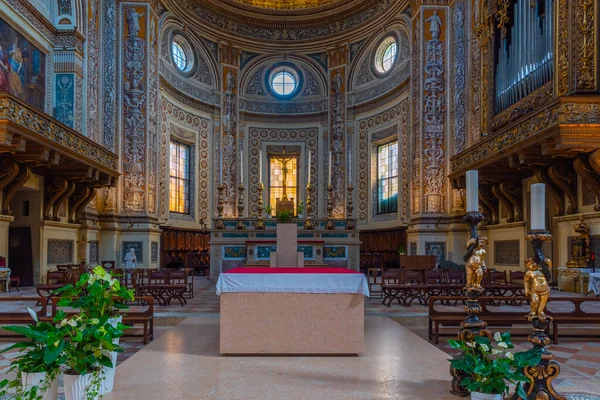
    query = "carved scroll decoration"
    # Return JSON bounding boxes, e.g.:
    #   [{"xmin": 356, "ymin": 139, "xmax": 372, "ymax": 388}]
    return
[
  {"xmin": 71, "ymin": 185, "xmax": 96, "ymax": 223},
  {"xmin": 69, "ymin": 184, "xmax": 91, "ymax": 223},
  {"xmin": 548, "ymin": 162, "xmax": 577, "ymax": 214},
  {"xmin": 492, "ymin": 183, "xmax": 514, "ymax": 222},
  {"xmin": 44, "ymin": 177, "xmax": 70, "ymax": 220},
  {"xmin": 556, "ymin": 0, "xmax": 569, "ymax": 95},
  {"xmin": 499, "ymin": 180, "xmax": 523, "ymax": 221},
  {"xmin": 575, "ymin": 0, "xmax": 595, "ymax": 90},
  {"xmin": 3, "ymin": 163, "xmax": 32, "ymax": 214},
  {"xmin": 480, "ymin": 184, "xmax": 499, "ymax": 224},
  {"xmin": 535, "ymin": 168, "xmax": 565, "ymax": 216},
  {"xmin": 53, "ymin": 181, "xmax": 76, "ymax": 221},
  {"xmin": 573, "ymin": 155, "xmax": 600, "ymax": 212},
  {"xmin": 0, "ymin": 159, "xmax": 20, "ymax": 193}
]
